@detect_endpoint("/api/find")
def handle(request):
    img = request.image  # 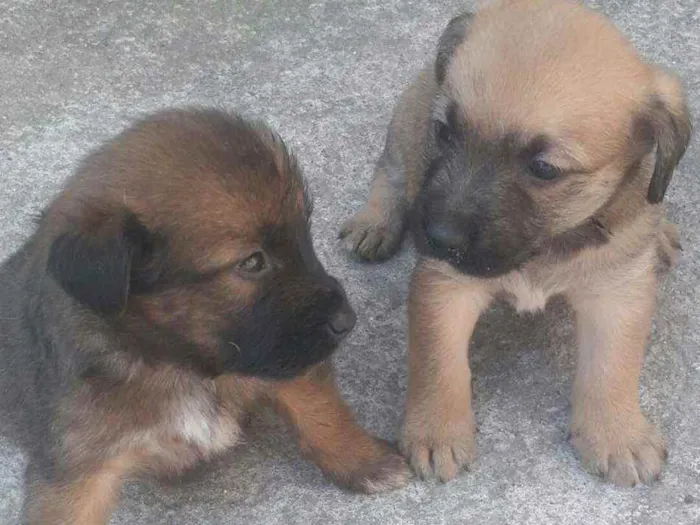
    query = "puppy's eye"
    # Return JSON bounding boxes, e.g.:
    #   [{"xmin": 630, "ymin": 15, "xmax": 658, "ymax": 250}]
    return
[
  {"xmin": 237, "ymin": 252, "xmax": 267, "ymax": 275},
  {"xmin": 434, "ymin": 120, "xmax": 453, "ymax": 143},
  {"xmin": 528, "ymin": 159, "xmax": 563, "ymax": 181}
]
